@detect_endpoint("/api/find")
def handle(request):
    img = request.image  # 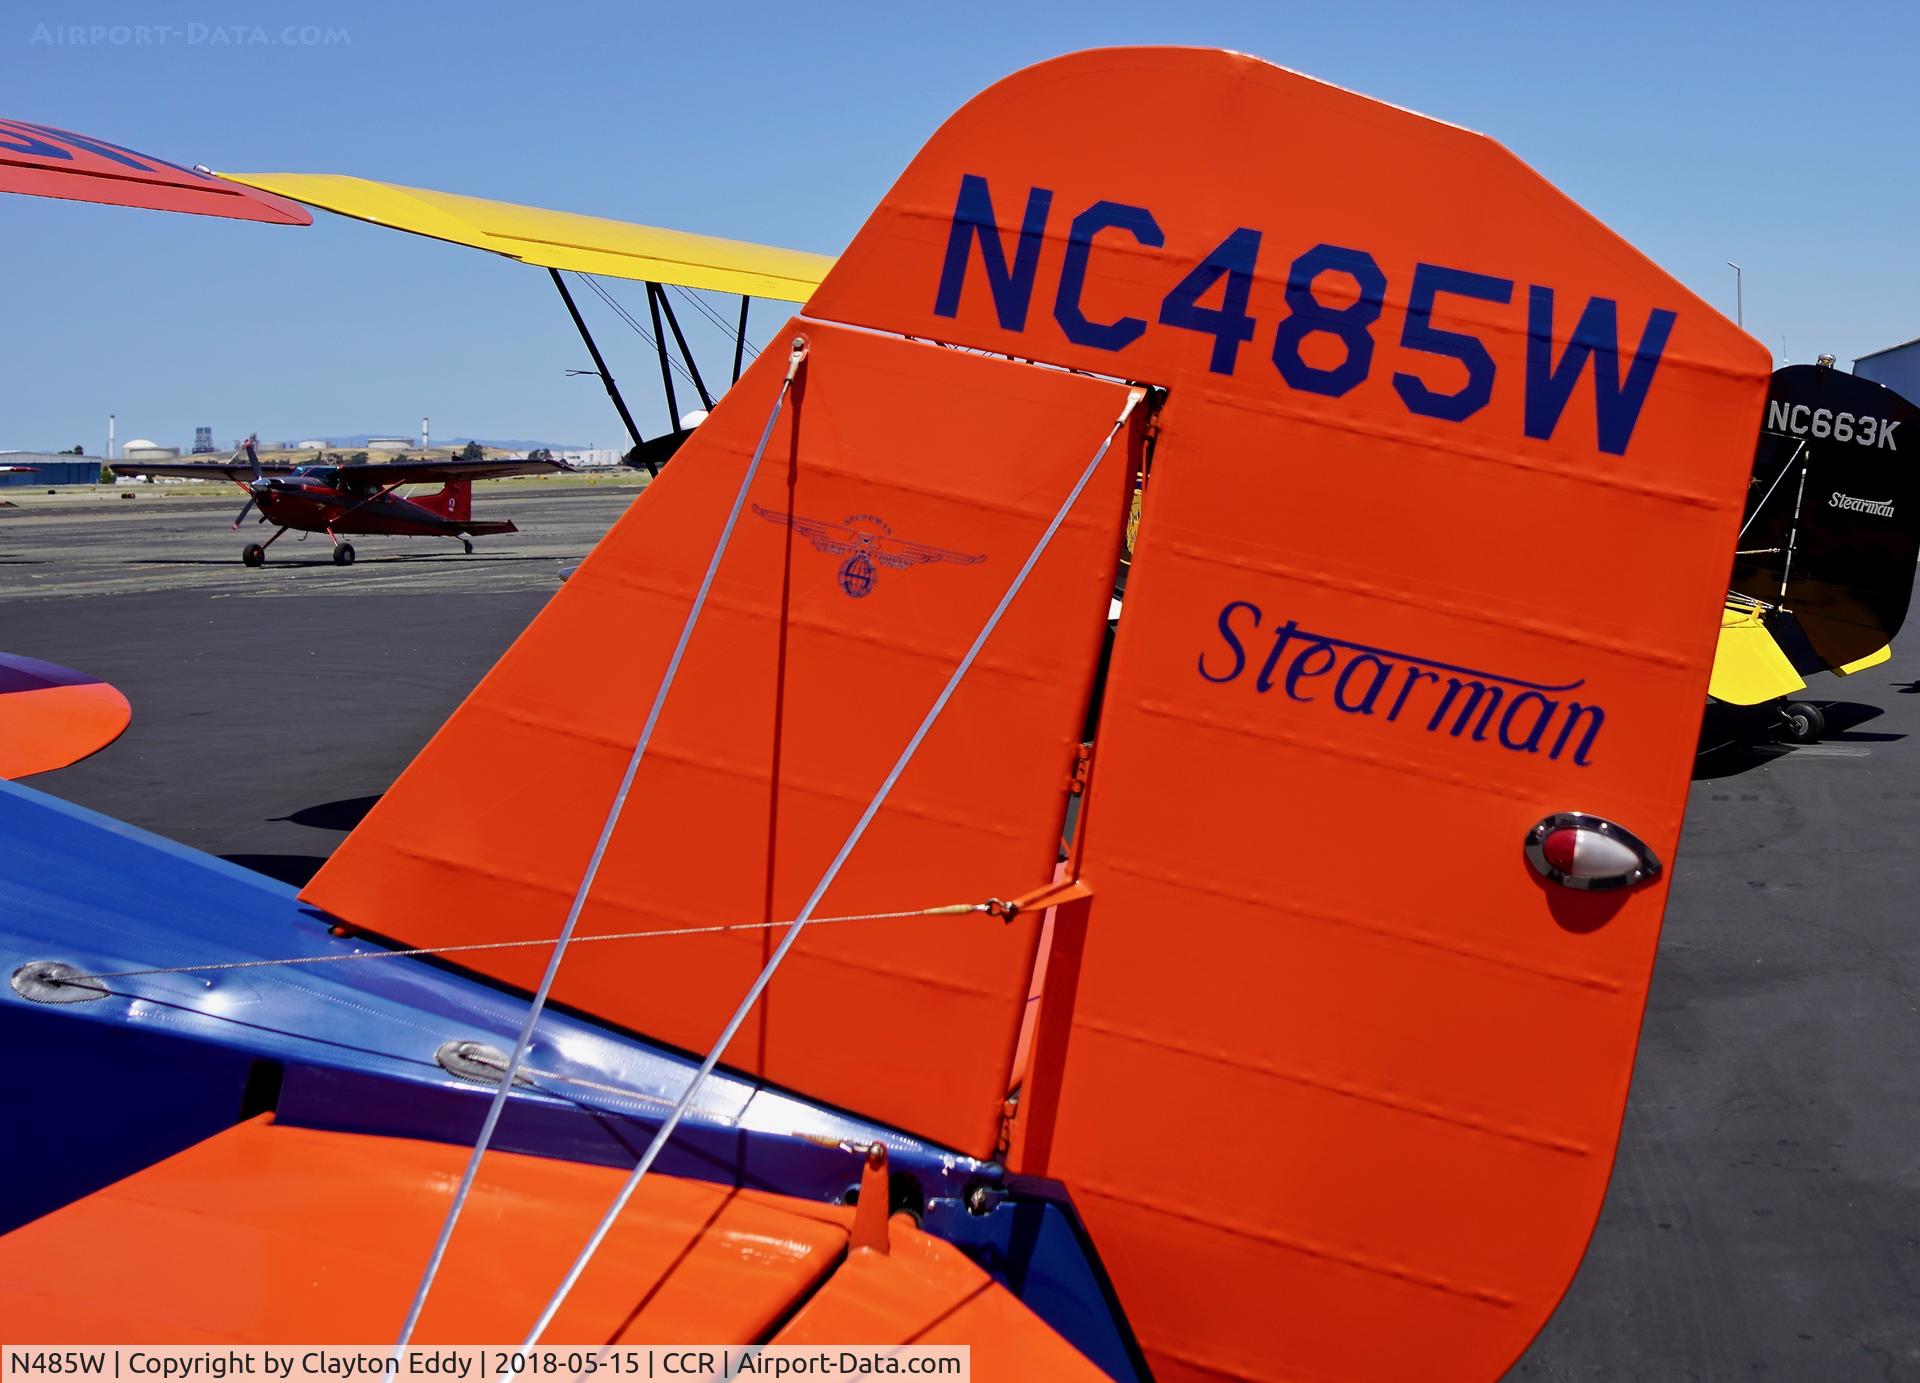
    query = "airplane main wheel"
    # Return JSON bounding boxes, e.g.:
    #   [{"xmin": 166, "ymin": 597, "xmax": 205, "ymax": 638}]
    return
[
  {"xmin": 242, "ymin": 544, "xmax": 265, "ymax": 567},
  {"xmin": 462, "ymin": 538, "xmax": 474, "ymax": 554},
  {"xmin": 332, "ymin": 542, "xmax": 356, "ymax": 567},
  {"xmin": 1779, "ymin": 701, "xmax": 1825, "ymax": 744}
]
